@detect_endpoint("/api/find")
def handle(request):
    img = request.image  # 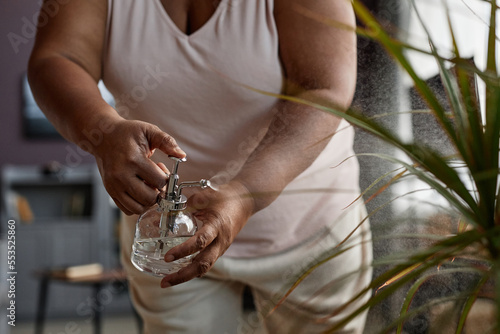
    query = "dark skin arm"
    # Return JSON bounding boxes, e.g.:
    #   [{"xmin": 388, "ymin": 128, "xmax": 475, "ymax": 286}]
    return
[
  {"xmin": 160, "ymin": 0, "xmax": 357, "ymax": 288},
  {"xmin": 28, "ymin": 0, "xmax": 186, "ymax": 215}
]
